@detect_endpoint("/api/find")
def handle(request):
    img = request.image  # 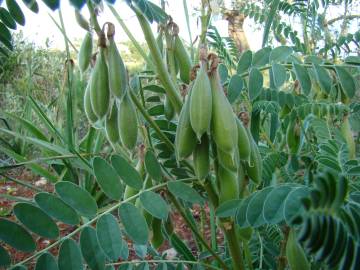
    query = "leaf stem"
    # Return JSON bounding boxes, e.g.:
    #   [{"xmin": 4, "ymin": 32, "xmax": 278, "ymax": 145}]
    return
[{"xmin": 167, "ymin": 193, "xmax": 229, "ymax": 270}]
